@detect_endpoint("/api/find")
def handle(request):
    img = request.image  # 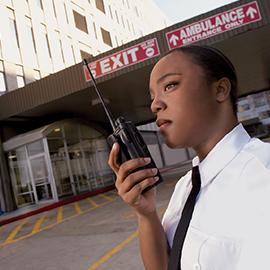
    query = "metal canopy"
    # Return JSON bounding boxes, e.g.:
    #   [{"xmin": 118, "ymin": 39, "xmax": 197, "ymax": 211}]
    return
[{"xmin": 0, "ymin": 0, "xmax": 270, "ymax": 139}]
